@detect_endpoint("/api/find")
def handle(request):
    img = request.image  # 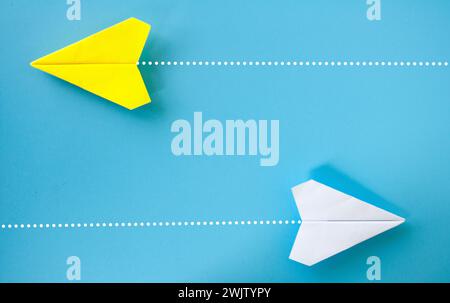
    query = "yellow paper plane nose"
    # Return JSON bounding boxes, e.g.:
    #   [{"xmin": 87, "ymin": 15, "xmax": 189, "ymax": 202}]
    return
[{"xmin": 31, "ymin": 18, "xmax": 151, "ymax": 110}]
